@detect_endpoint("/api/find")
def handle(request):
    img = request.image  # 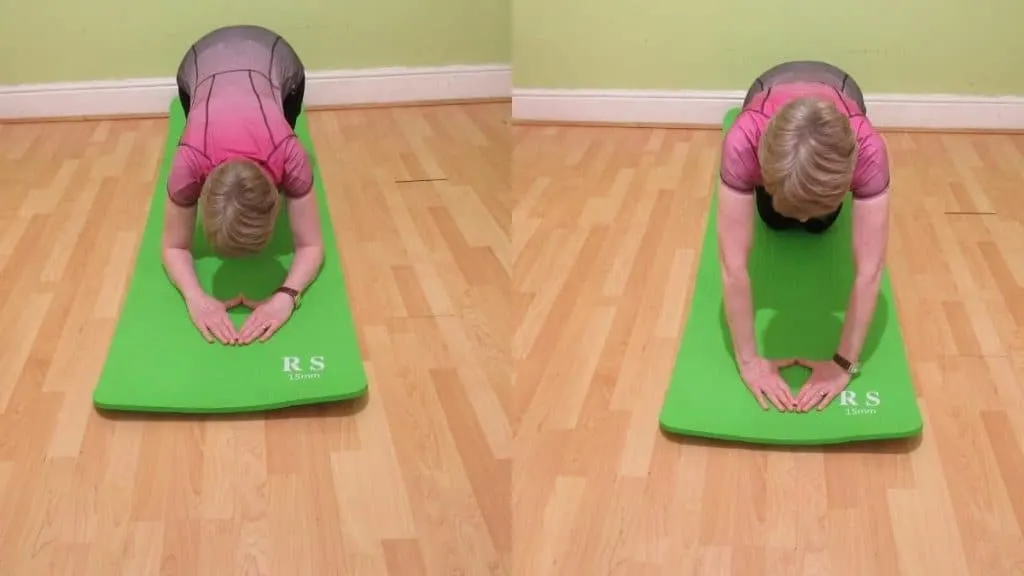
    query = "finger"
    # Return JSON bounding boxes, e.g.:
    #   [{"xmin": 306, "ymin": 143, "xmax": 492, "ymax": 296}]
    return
[
  {"xmin": 250, "ymin": 318, "xmax": 274, "ymax": 344},
  {"xmin": 219, "ymin": 315, "xmax": 238, "ymax": 344},
  {"xmin": 239, "ymin": 320, "xmax": 258, "ymax": 344},
  {"xmin": 762, "ymin": 387, "xmax": 788, "ymax": 412},
  {"xmin": 239, "ymin": 310, "xmax": 262, "ymax": 342},
  {"xmin": 771, "ymin": 373, "xmax": 794, "ymax": 398},
  {"xmin": 775, "ymin": 380, "xmax": 797, "ymax": 409},
  {"xmin": 195, "ymin": 321, "xmax": 214, "ymax": 343},
  {"xmin": 222, "ymin": 295, "xmax": 241, "ymax": 309},
  {"xmin": 258, "ymin": 320, "xmax": 279, "ymax": 342},
  {"xmin": 241, "ymin": 314, "xmax": 267, "ymax": 344},
  {"xmin": 799, "ymin": 386, "xmax": 825, "ymax": 412},
  {"xmin": 794, "ymin": 383, "xmax": 814, "ymax": 410},
  {"xmin": 814, "ymin": 389, "xmax": 838, "ymax": 411},
  {"xmin": 208, "ymin": 321, "xmax": 232, "ymax": 344},
  {"xmin": 794, "ymin": 383, "xmax": 812, "ymax": 406},
  {"xmin": 751, "ymin": 388, "xmax": 769, "ymax": 411}
]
